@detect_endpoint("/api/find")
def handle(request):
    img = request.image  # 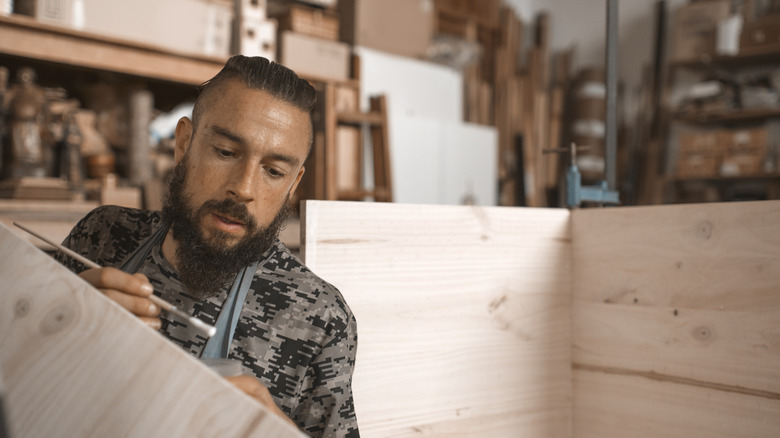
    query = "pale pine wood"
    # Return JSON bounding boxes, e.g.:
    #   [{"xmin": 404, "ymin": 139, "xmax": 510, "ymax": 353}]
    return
[
  {"xmin": 301, "ymin": 201, "xmax": 572, "ymax": 437},
  {"xmin": 572, "ymin": 201, "xmax": 780, "ymax": 309},
  {"xmin": 0, "ymin": 222, "xmax": 304, "ymax": 438},
  {"xmin": 573, "ymin": 369, "xmax": 780, "ymax": 438},
  {"xmin": 572, "ymin": 200, "xmax": 780, "ymax": 435}
]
